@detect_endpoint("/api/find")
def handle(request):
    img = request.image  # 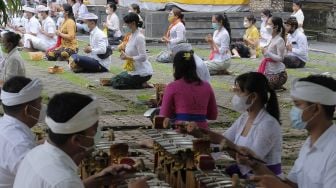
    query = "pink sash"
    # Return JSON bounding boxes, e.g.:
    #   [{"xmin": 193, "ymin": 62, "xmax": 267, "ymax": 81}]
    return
[
  {"xmin": 208, "ymin": 50, "xmax": 218, "ymax": 61},
  {"xmin": 258, "ymin": 58, "xmax": 274, "ymax": 74}
]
